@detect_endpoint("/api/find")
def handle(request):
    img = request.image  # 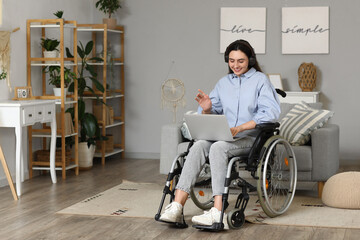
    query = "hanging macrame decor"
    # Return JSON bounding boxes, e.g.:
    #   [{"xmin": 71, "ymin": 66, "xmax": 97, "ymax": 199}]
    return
[
  {"xmin": 161, "ymin": 61, "xmax": 186, "ymax": 123},
  {"xmin": 0, "ymin": 31, "xmax": 11, "ymax": 90}
]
